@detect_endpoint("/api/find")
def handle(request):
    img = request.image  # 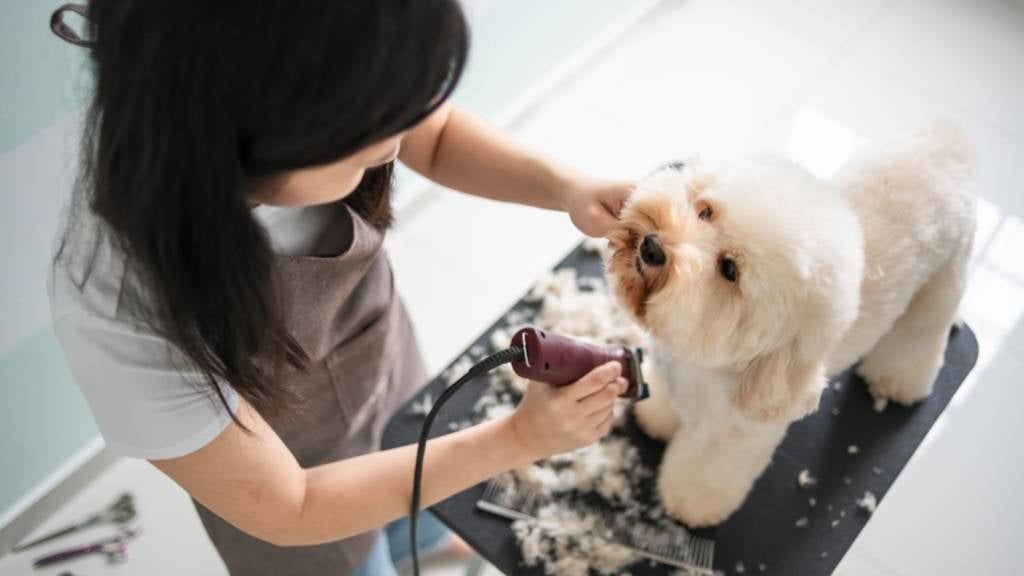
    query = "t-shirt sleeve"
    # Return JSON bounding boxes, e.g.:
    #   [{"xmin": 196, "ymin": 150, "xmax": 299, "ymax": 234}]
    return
[{"xmin": 53, "ymin": 312, "xmax": 239, "ymax": 460}]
